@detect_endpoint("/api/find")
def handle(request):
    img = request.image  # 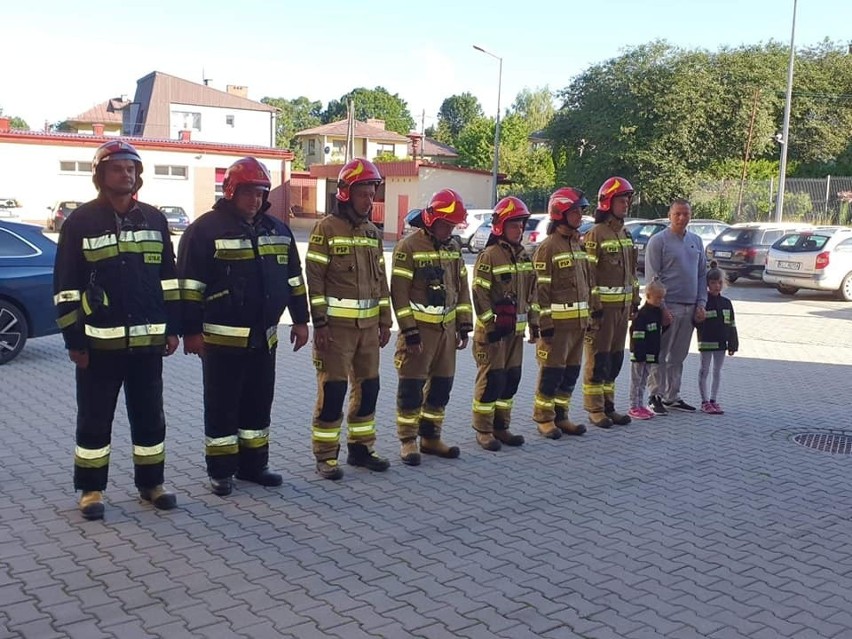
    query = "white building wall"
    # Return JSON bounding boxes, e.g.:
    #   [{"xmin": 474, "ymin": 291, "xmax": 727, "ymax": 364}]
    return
[
  {"xmin": 0, "ymin": 140, "xmax": 286, "ymax": 225},
  {"xmin": 169, "ymin": 103, "xmax": 273, "ymax": 147},
  {"xmin": 364, "ymin": 139, "xmax": 409, "ymax": 160},
  {"xmin": 417, "ymin": 167, "xmax": 493, "ymax": 211}
]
